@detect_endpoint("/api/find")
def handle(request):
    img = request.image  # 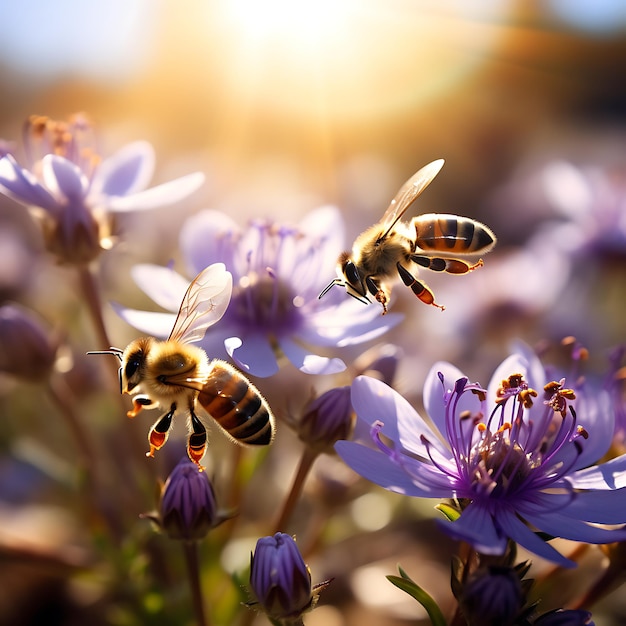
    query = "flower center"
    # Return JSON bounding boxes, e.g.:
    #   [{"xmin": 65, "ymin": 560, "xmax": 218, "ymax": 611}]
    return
[
  {"xmin": 25, "ymin": 114, "xmax": 100, "ymax": 178},
  {"xmin": 229, "ymin": 271, "xmax": 303, "ymax": 334},
  {"xmin": 470, "ymin": 423, "xmax": 533, "ymax": 500}
]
